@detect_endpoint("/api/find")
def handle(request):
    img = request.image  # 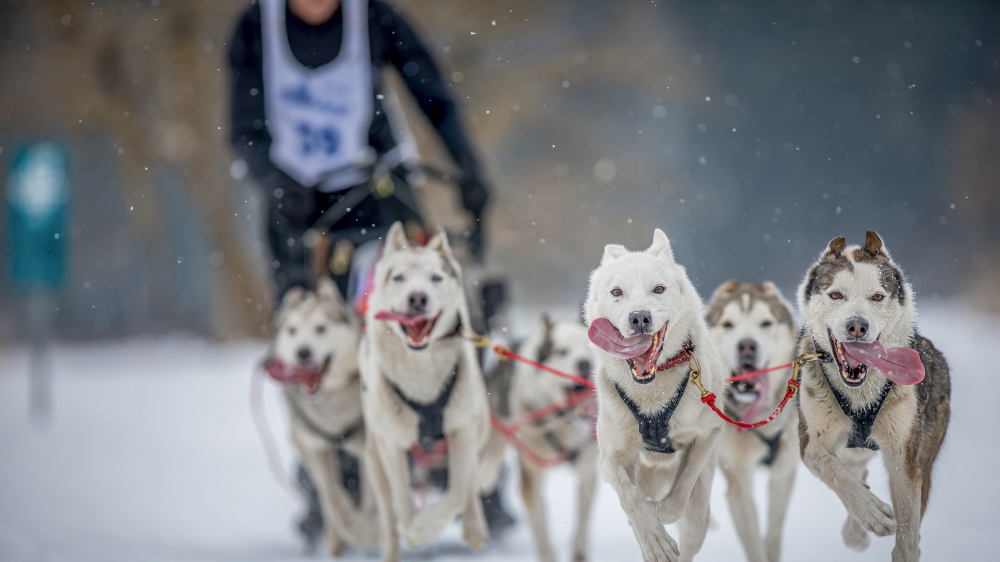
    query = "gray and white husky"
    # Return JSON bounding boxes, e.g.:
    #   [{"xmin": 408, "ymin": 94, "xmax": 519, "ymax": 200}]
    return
[
  {"xmin": 796, "ymin": 231, "xmax": 950, "ymax": 561},
  {"xmin": 705, "ymin": 280, "xmax": 798, "ymax": 562},
  {"xmin": 585, "ymin": 229, "xmax": 725, "ymax": 562},
  {"xmin": 270, "ymin": 278, "xmax": 378, "ymax": 554},
  {"xmin": 481, "ymin": 315, "xmax": 599, "ymax": 562},
  {"xmin": 359, "ymin": 221, "xmax": 490, "ymax": 562}
]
